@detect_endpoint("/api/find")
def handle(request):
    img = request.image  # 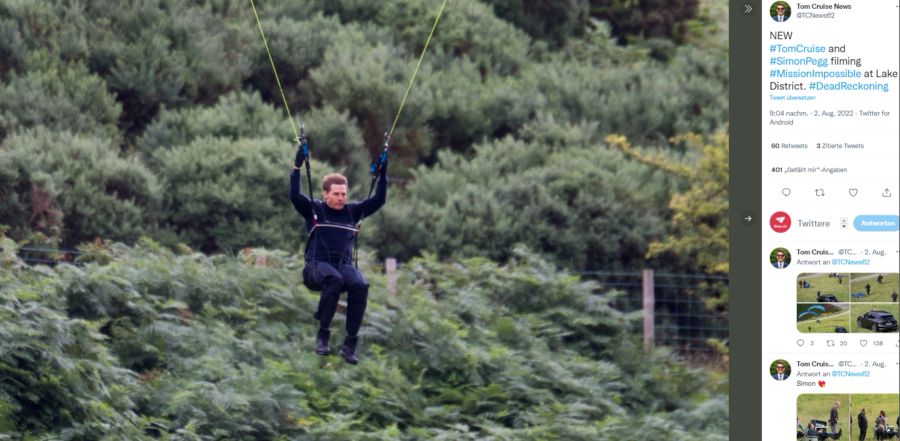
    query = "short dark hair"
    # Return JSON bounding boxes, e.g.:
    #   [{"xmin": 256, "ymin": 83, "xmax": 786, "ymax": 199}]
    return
[{"xmin": 322, "ymin": 173, "xmax": 348, "ymax": 192}]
